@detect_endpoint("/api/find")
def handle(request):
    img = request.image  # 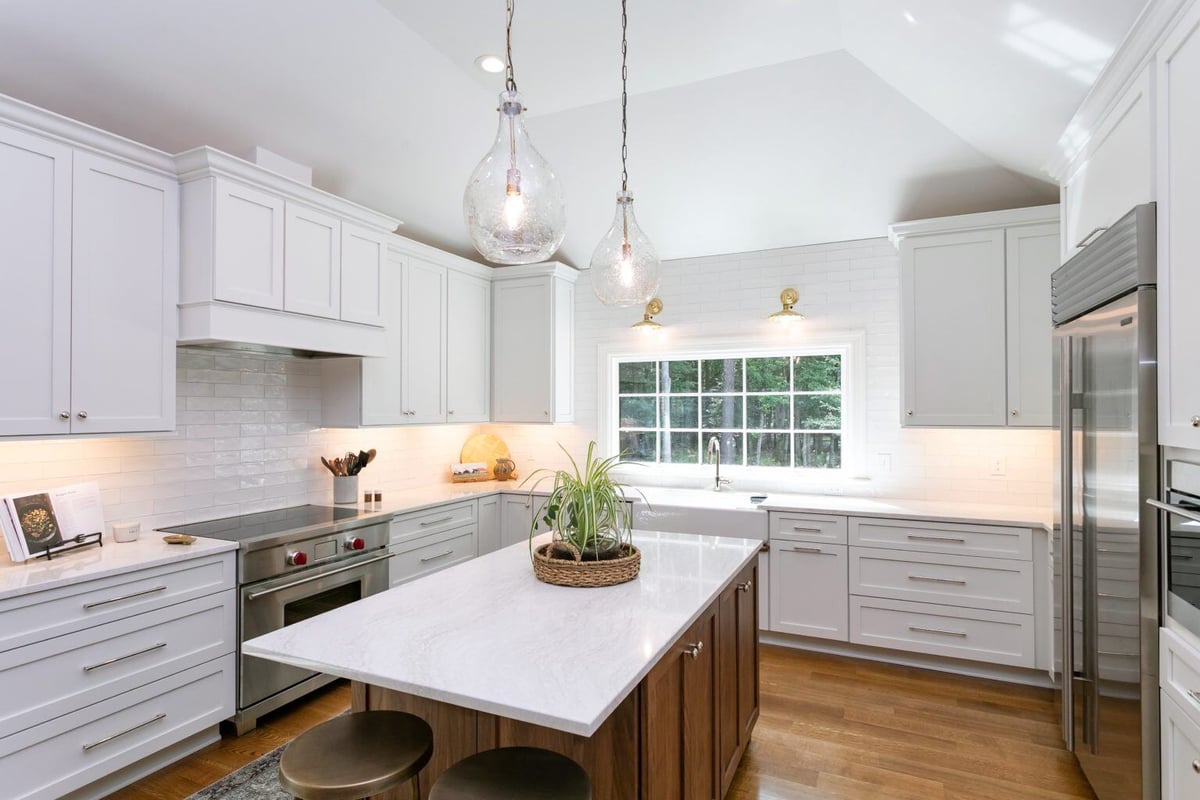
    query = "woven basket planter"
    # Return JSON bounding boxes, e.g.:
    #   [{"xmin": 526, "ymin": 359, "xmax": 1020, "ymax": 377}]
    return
[{"xmin": 532, "ymin": 541, "xmax": 641, "ymax": 588}]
